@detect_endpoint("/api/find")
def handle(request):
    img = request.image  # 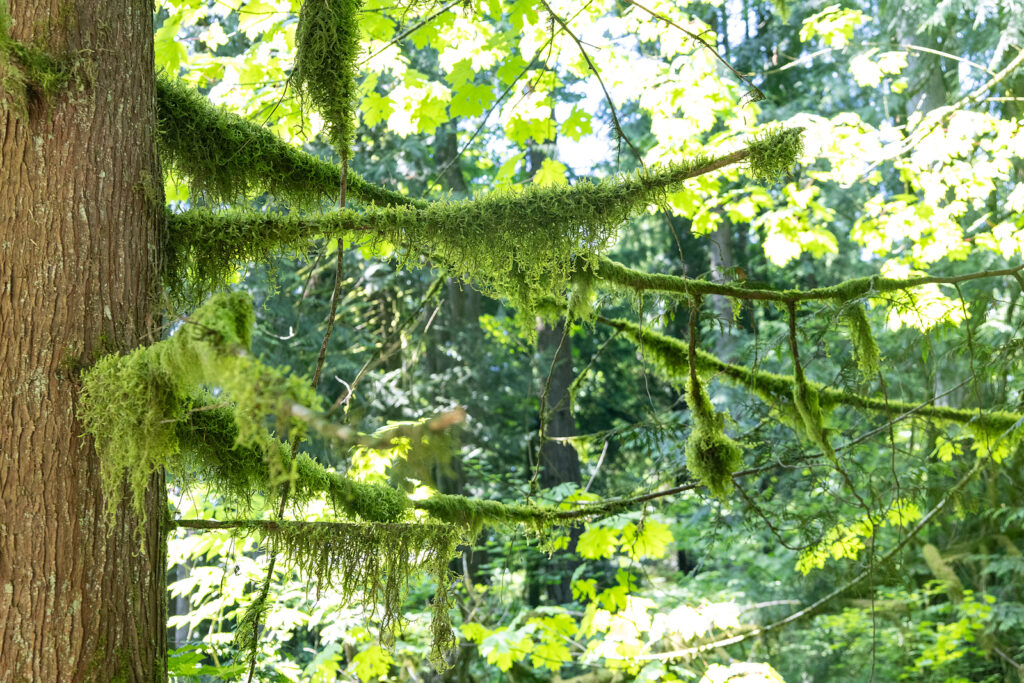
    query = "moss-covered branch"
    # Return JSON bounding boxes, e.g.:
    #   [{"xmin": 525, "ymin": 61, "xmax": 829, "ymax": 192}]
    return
[
  {"xmin": 79, "ymin": 291, "xmax": 319, "ymax": 520},
  {"xmin": 156, "ymin": 76, "xmax": 419, "ymax": 209},
  {"xmin": 166, "ymin": 130, "xmax": 802, "ymax": 309},
  {"xmin": 593, "ymin": 256, "xmax": 1024, "ymax": 304},
  {"xmin": 599, "ymin": 316, "xmax": 1023, "ymax": 434}
]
